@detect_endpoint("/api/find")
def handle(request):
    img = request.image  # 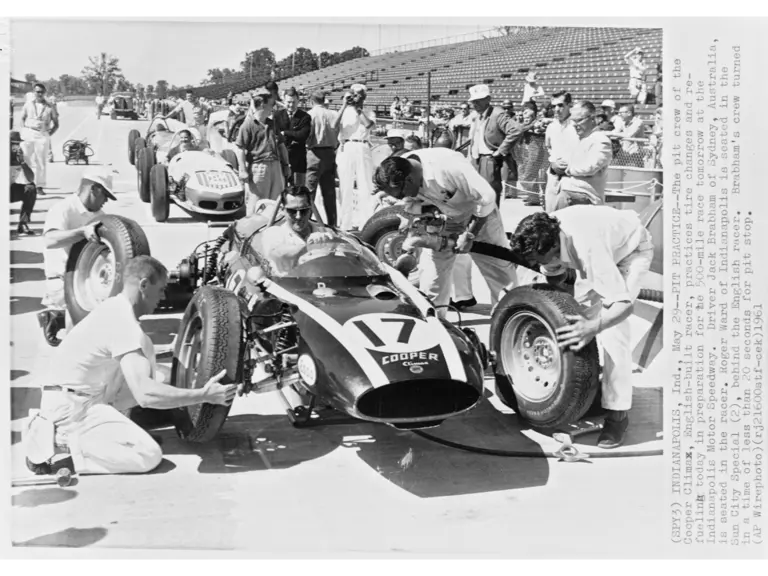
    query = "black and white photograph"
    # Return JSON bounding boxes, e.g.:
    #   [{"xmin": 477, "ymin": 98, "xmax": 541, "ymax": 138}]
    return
[{"xmin": 2, "ymin": 14, "xmax": 761, "ymax": 559}]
